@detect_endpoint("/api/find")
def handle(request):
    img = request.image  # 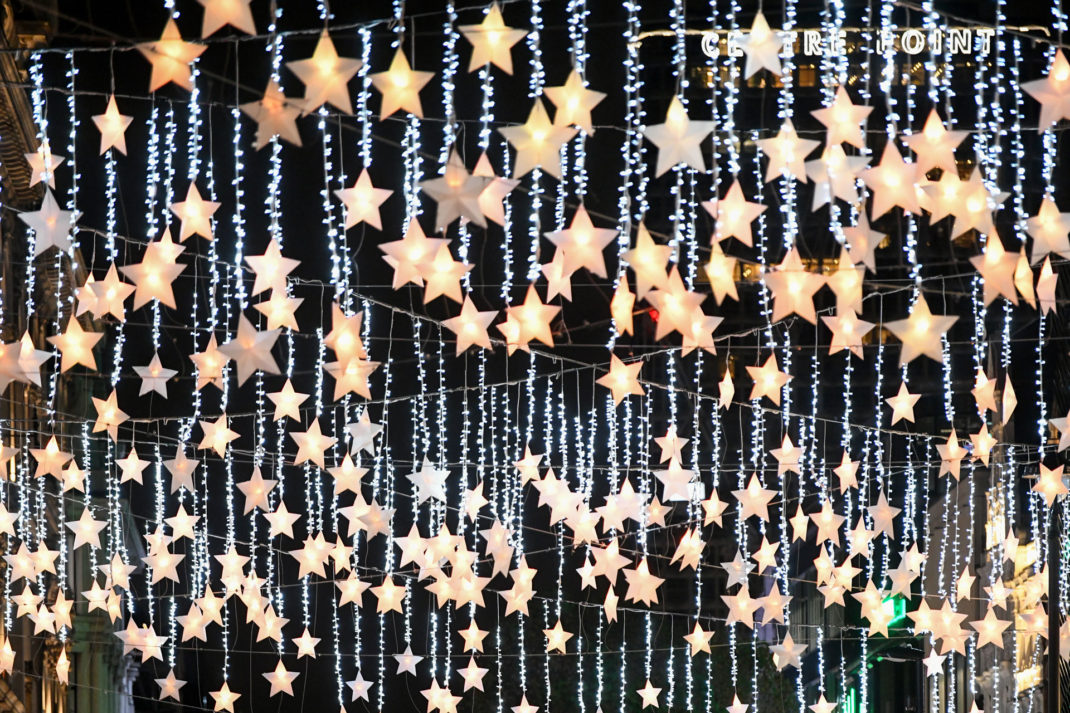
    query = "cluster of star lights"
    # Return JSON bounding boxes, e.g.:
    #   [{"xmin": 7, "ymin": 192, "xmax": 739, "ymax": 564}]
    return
[{"xmin": 4, "ymin": 0, "xmax": 1070, "ymax": 712}]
